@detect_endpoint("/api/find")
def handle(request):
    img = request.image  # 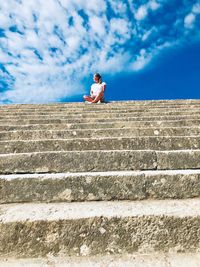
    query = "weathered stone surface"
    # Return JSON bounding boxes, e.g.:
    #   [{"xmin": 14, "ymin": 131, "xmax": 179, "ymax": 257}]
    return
[
  {"xmin": 1, "ymin": 110, "xmax": 200, "ymax": 120},
  {"xmin": 1, "ymin": 136, "xmax": 200, "ymax": 154},
  {"xmin": 0, "ymin": 115, "xmax": 200, "ymax": 126},
  {"xmin": 1, "ymin": 253, "xmax": 200, "ymax": 267},
  {"xmin": 1, "ymin": 127, "xmax": 200, "ymax": 141},
  {"xmin": 0, "ymin": 99, "xmax": 200, "ymax": 260},
  {"xmin": 0, "ymin": 170, "xmax": 200, "ymax": 203},
  {"xmin": 0, "ymin": 105, "xmax": 198, "ymax": 116},
  {"xmin": 0, "ymin": 150, "xmax": 157, "ymax": 174},
  {"xmin": 157, "ymin": 150, "xmax": 200, "ymax": 170},
  {"xmin": 0, "ymin": 119, "xmax": 200, "ymax": 131},
  {"xmin": 1, "ymin": 107, "xmax": 200, "ymax": 116},
  {"xmin": 0, "ymin": 200, "xmax": 200, "ymax": 257},
  {"xmin": 1, "ymin": 149, "xmax": 200, "ymax": 174}
]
